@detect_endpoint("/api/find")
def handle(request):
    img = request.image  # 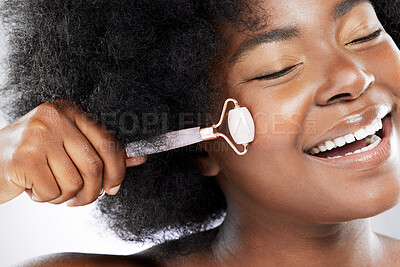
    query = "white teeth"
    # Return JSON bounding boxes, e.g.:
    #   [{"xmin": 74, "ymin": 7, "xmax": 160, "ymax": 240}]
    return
[
  {"xmin": 325, "ymin": 134, "xmax": 382, "ymax": 159},
  {"xmin": 344, "ymin": 134, "xmax": 356, "ymax": 144},
  {"xmin": 366, "ymin": 136, "xmax": 381, "ymax": 149},
  {"xmin": 325, "ymin": 140, "xmax": 336, "ymax": 150},
  {"xmin": 327, "ymin": 156, "xmax": 342, "ymax": 159},
  {"xmin": 377, "ymin": 119, "xmax": 383, "ymax": 130},
  {"xmin": 333, "ymin": 137, "xmax": 346, "ymax": 147},
  {"xmin": 307, "ymin": 117, "xmax": 385, "ymax": 156},
  {"xmin": 310, "ymin": 147, "xmax": 320, "ymax": 155},
  {"xmin": 354, "ymin": 128, "xmax": 368, "ymax": 140},
  {"xmin": 365, "ymin": 124, "xmax": 376, "ymax": 136},
  {"xmin": 372, "ymin": 120, "xmax": 380, "ymax": 132}
]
